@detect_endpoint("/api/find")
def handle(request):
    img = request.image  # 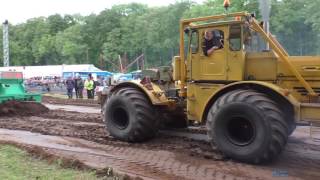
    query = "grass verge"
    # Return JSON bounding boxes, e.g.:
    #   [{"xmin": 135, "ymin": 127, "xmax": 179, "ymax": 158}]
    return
[{"xmin": 0, "ymin": 144, "xmax": 99, "ymax": 180}]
